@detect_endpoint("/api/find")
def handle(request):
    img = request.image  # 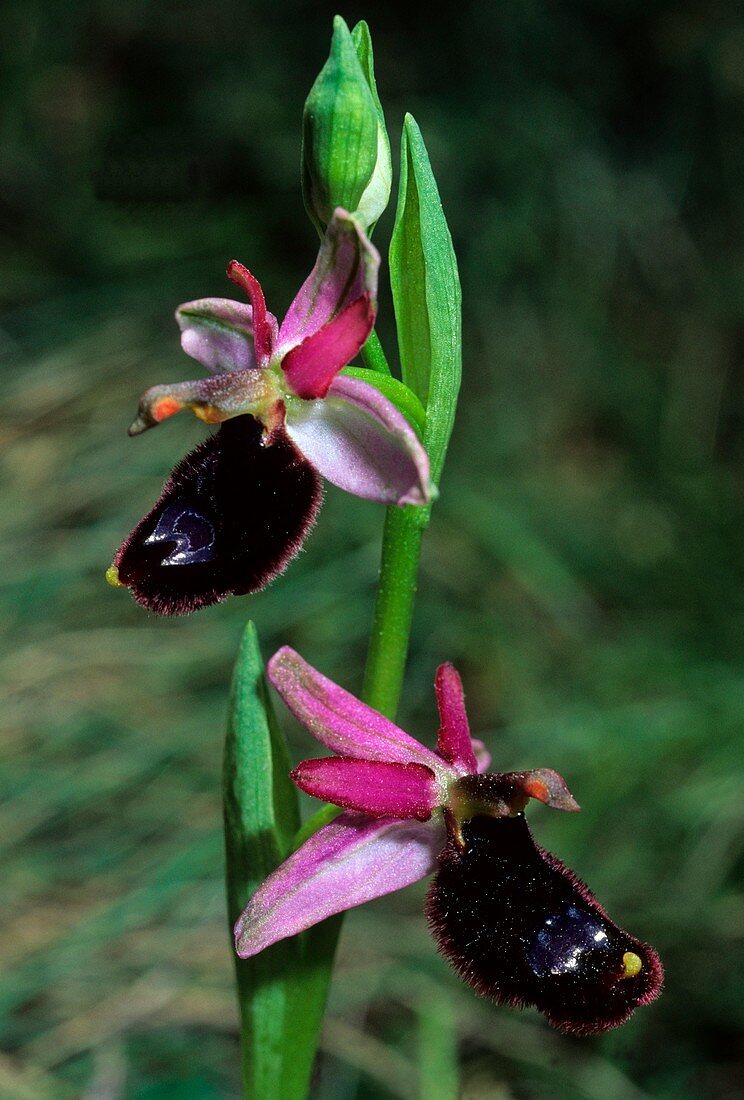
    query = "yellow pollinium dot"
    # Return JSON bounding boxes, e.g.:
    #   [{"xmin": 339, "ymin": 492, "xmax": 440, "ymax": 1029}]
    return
[
  {"xmin": 621, "ymin": 951, "xmax": 643, "ymax": 979},
  {"xmin": 105, "ymin": 564, "xmax": 124, "ymax": 589}
]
